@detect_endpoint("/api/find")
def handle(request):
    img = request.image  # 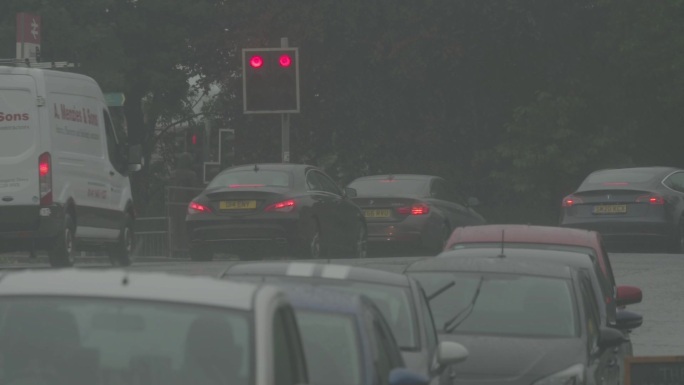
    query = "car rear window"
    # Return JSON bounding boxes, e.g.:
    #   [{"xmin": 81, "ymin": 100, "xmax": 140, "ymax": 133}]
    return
[
  {"xmin": 0, "ymin": 89, "xmax": 37, "ymax": 158},
  {"xmin": 411, "ymin": 272, "xmax": 578, "ymax": 338},
  {"xmin": 208, "ymin": 170, "xmax": 292, "ymax": 189},
  {"xmin": 348, "ymin": 178, "xmax": 427, "ymax": 196},
  {"xmin": 0, "ymin": 297, "xmax": 253, "ymax": 385},
  {"xmin": 580, "ymin": 169, "xmax": 661, "ymax": 188}
]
